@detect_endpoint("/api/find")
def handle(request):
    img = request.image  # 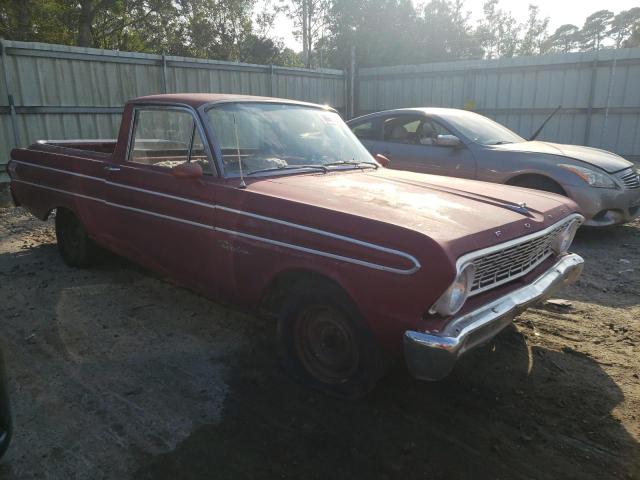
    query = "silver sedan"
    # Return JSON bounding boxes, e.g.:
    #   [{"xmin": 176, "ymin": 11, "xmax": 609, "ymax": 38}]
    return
[{"xmin": 348, "ymin": 108, "xmax": 640, "ymax": 227}]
